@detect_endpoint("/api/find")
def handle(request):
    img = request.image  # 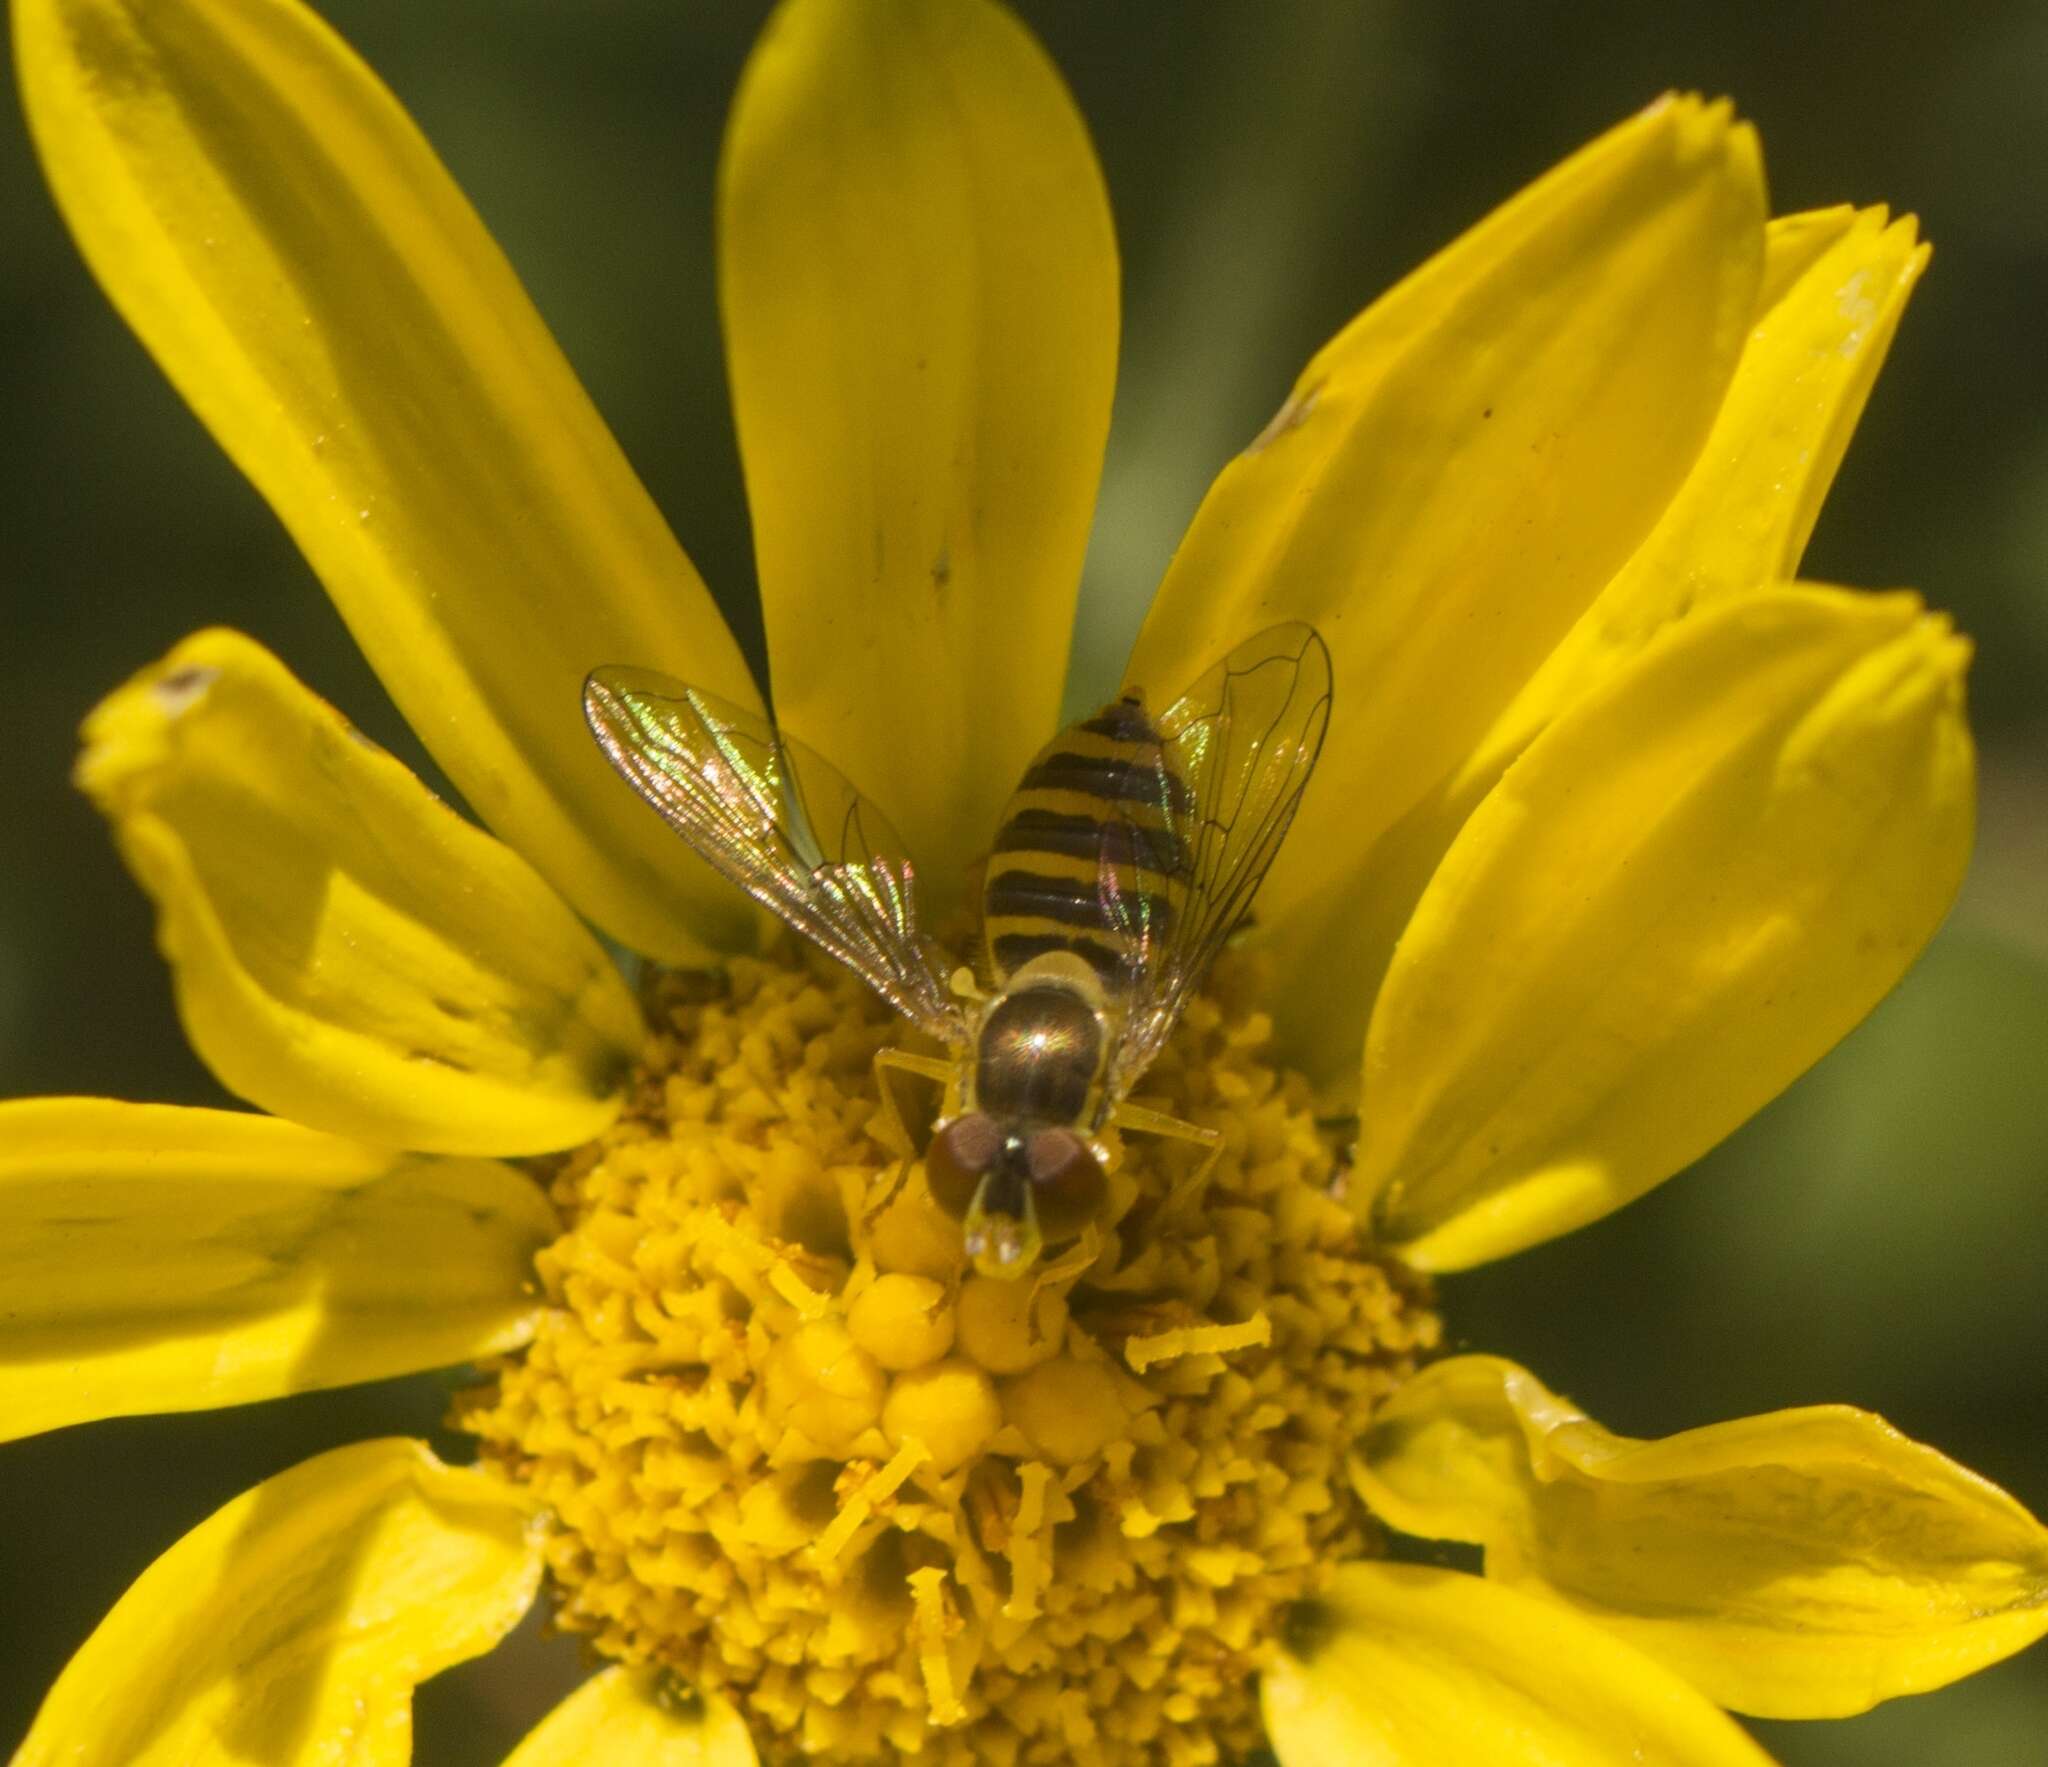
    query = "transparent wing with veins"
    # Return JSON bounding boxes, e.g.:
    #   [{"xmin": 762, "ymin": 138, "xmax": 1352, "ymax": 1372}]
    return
[
  {"xmin": 1096, "ymin": 622, "xmax": 1334, "ymax": 1099},
  {"xmin": 584, "ymin": 667, "xmax": 965, "ymax": 1044}
]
